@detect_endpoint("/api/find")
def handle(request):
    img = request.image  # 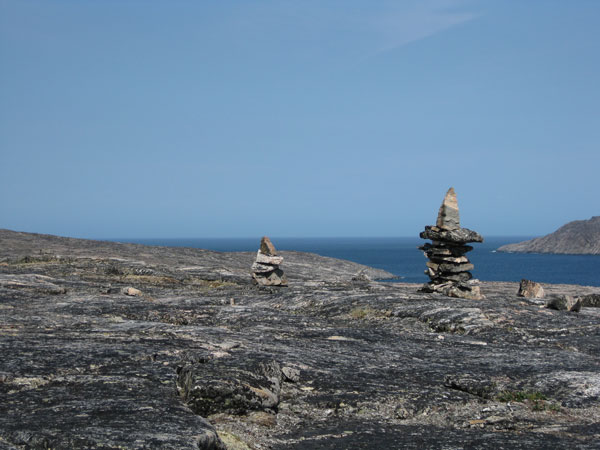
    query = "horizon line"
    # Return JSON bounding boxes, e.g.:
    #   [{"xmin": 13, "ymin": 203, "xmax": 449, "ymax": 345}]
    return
[
  {"xmin": 106, "ymin": 235, "xmax": 536, "ymax": 241},
  {"xmin": 1, "ymin": 228, "xmax": 537, "ymax": 241}
]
